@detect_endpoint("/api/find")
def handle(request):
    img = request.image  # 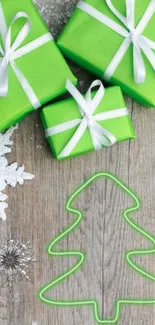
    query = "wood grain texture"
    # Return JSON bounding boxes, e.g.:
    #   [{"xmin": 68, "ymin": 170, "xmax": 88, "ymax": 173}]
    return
[{"xmin": 1, "ymin": 1, "xmax": 155, "ymax": 325}]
